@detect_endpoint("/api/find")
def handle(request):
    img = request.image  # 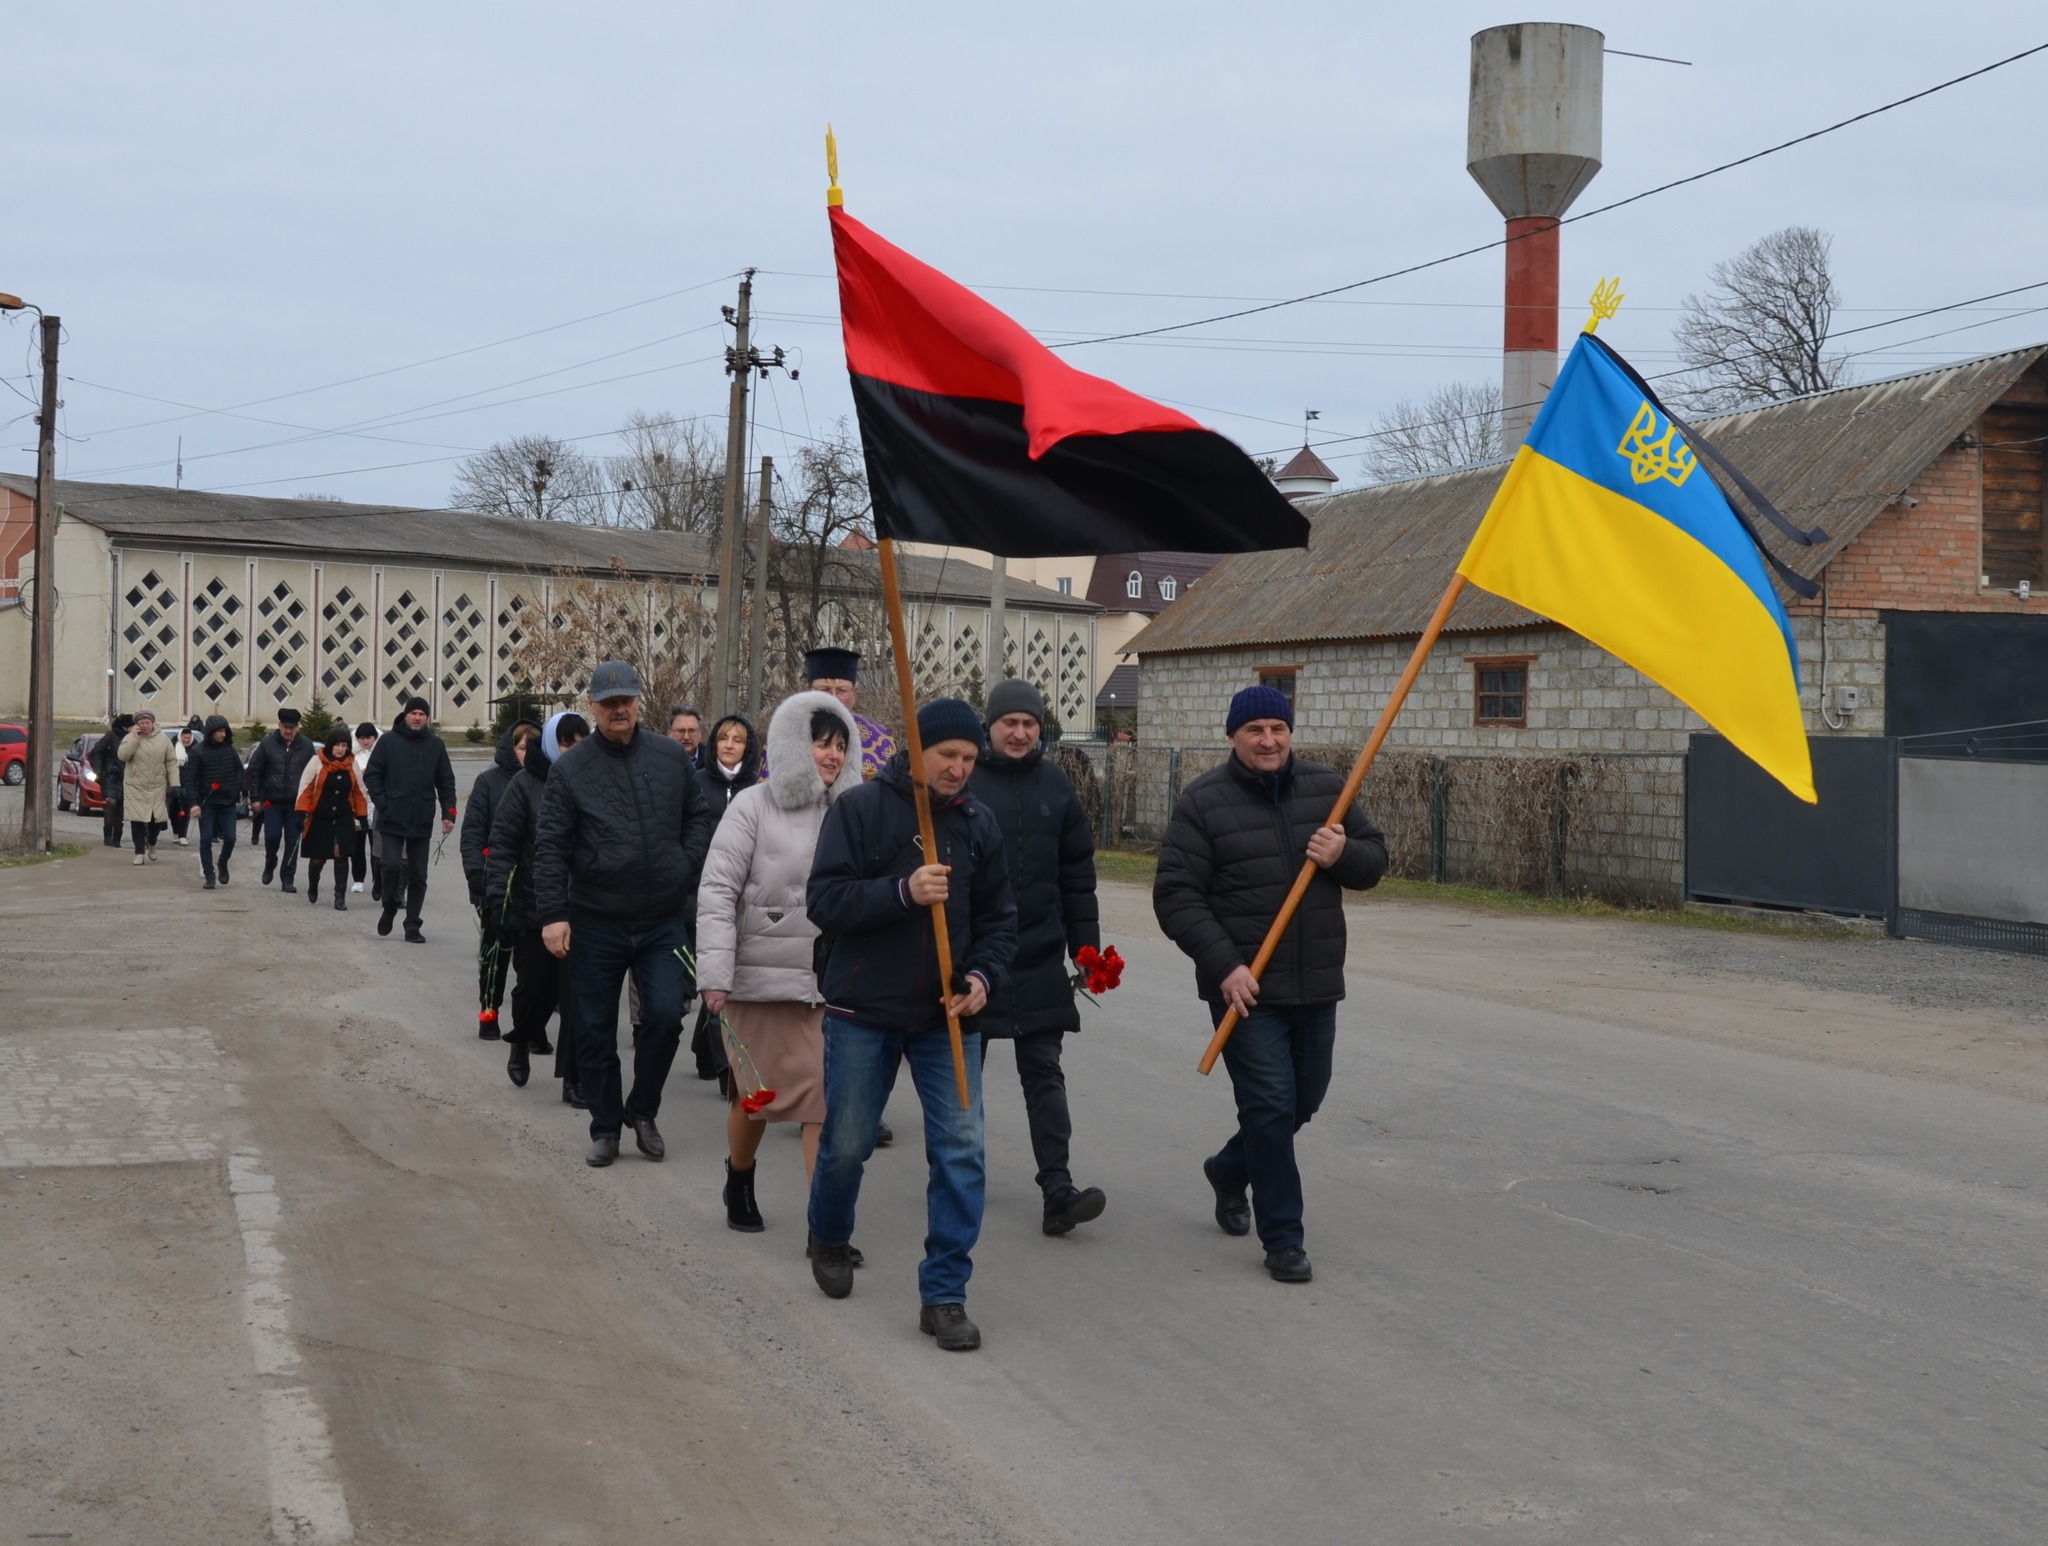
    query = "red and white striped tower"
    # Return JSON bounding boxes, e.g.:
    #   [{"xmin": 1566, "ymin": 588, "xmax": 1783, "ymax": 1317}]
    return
[{"xmin": 1466, "ymin": 23, "xmax": 1604, "ymax": 451}]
